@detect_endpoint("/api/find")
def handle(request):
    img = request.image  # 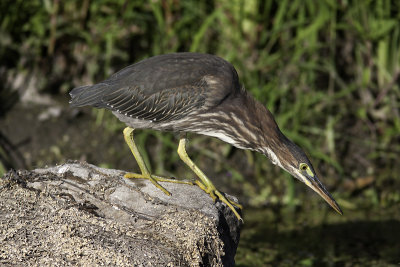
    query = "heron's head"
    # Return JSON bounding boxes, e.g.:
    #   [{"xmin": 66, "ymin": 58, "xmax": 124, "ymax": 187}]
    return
[{"xmin": 261, "ymin": 135, "xmax": 342, "ymax": 215}]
